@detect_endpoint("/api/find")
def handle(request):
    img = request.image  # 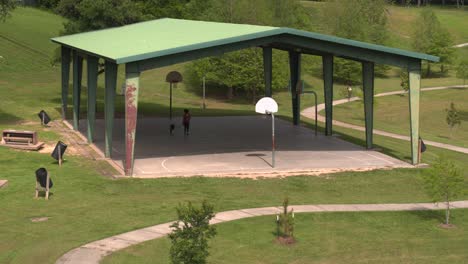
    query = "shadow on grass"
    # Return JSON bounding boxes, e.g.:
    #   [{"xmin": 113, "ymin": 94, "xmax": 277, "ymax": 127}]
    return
[
  {"xmin": 0, "ymin": 110, "xmax": 23, "ymax": 125},
  {"xmin": 409, "ymin": 209, "xmax": 445, "ymax": 223}
]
